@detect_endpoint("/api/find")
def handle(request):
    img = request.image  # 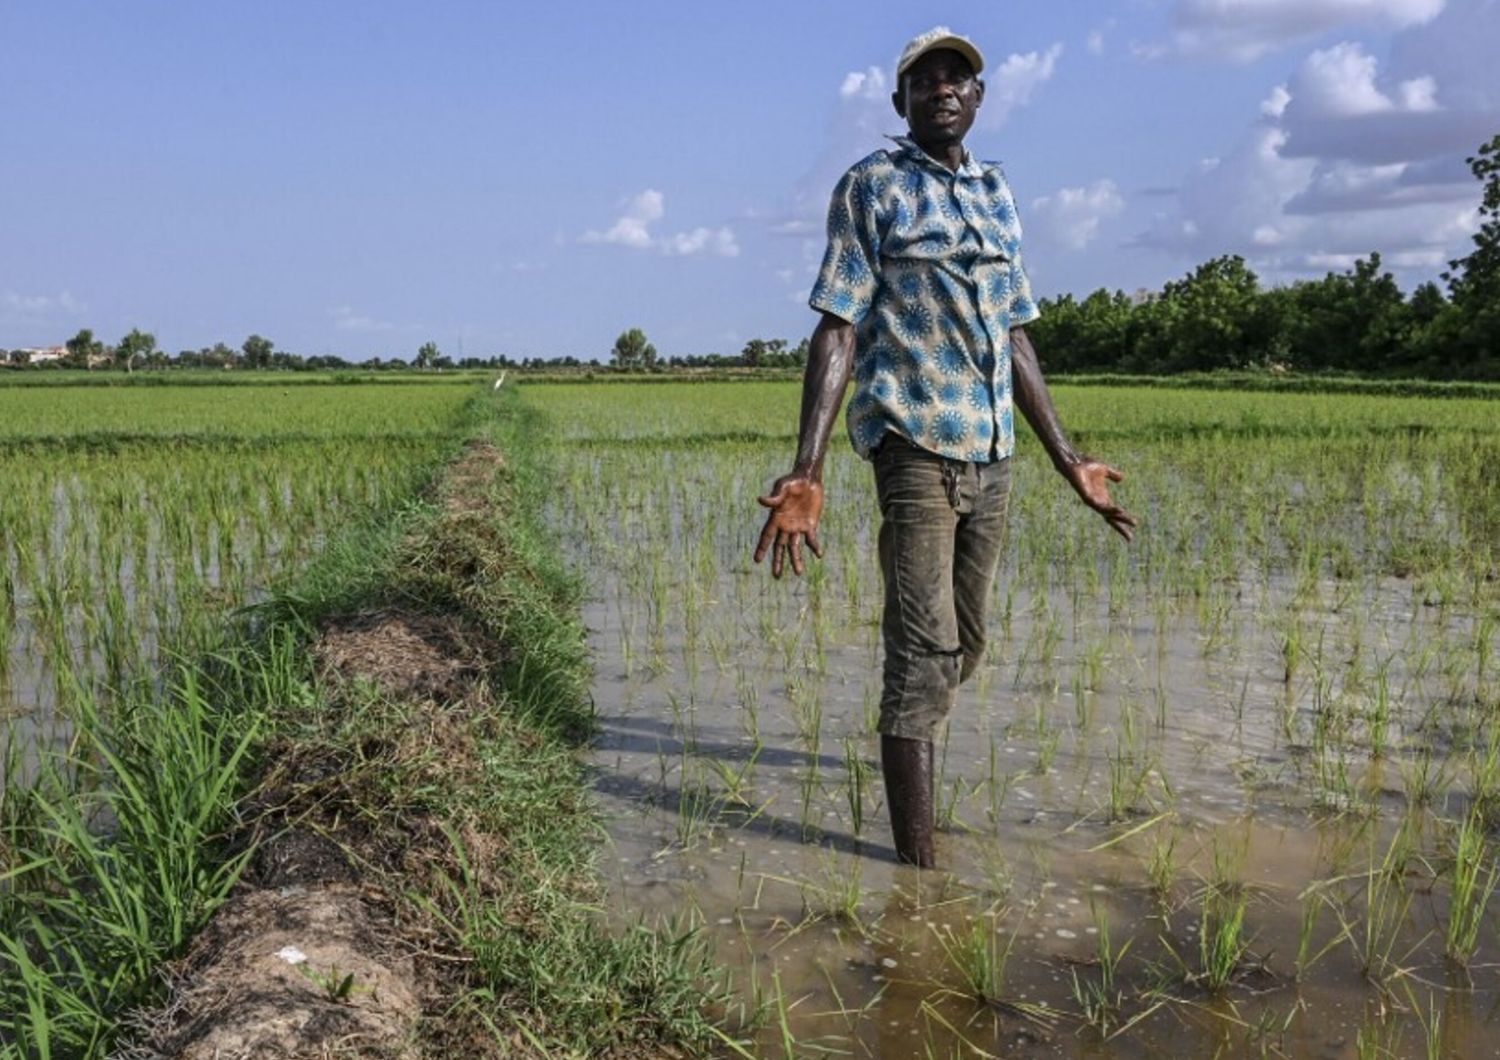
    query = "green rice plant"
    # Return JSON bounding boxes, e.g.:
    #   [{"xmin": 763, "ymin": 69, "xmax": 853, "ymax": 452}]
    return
[
  {"xmin": 931, "ymin": 913, "xmax": 1018, "ymax": 1006},
  {"xmin": 797, "ymin": 855, "xmax": 865, "ymax": 928},
  {"xmin": 1146, "ymin": 829, "xmax": 1178, "ymax": 902},
  {"xmin": 1312, "ymin": 829, "xmax": 1420, "ymax": 993},
  {"xmin": 1070, "ymin": 902, "xmax": 1134, "ymax": 1036},
  {"xmin": 1197, "ymin": 880, "xmax": 1250, "ymax": 993},
  {"xmin": 1443, "ymin": 809, "xmax": 1498, "ymax": 968},
  {"xmin": 1403, "ymin": 747, "xmax": 1453, "ymax": 811},
  {"xmin": 841, "ymin": 736, "xmax": 872, "ymax": 837}
]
